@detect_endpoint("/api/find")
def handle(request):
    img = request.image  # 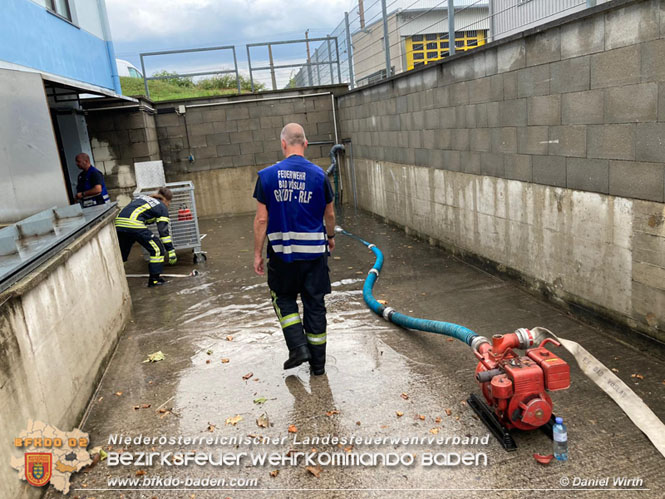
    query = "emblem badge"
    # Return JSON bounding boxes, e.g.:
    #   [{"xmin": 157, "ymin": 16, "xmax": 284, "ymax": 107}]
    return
[{"xmin": 25, "ymin": 453, "xmax": 52, "ymax": 487}]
